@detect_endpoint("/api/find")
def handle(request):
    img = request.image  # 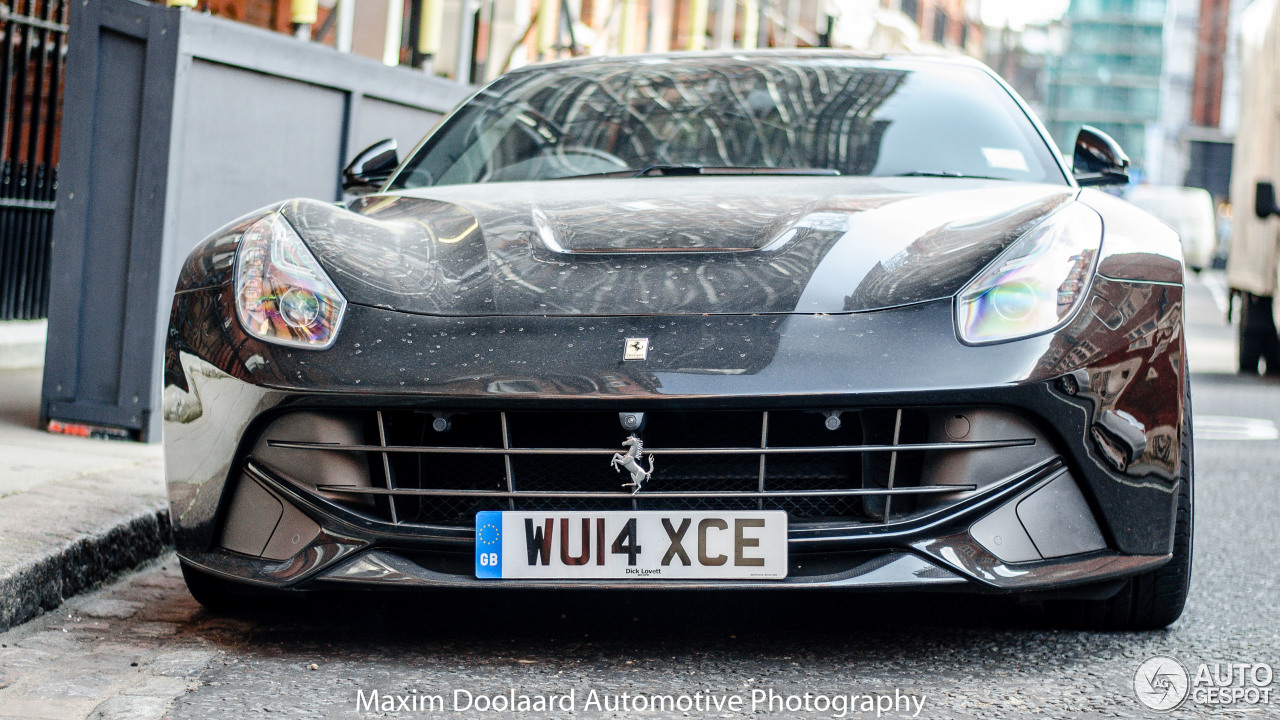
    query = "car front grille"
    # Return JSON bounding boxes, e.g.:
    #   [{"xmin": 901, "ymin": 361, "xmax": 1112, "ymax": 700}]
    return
[{"xmin": 249, "ymin": 406, "xmax": 1045, "ymax": 530}]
